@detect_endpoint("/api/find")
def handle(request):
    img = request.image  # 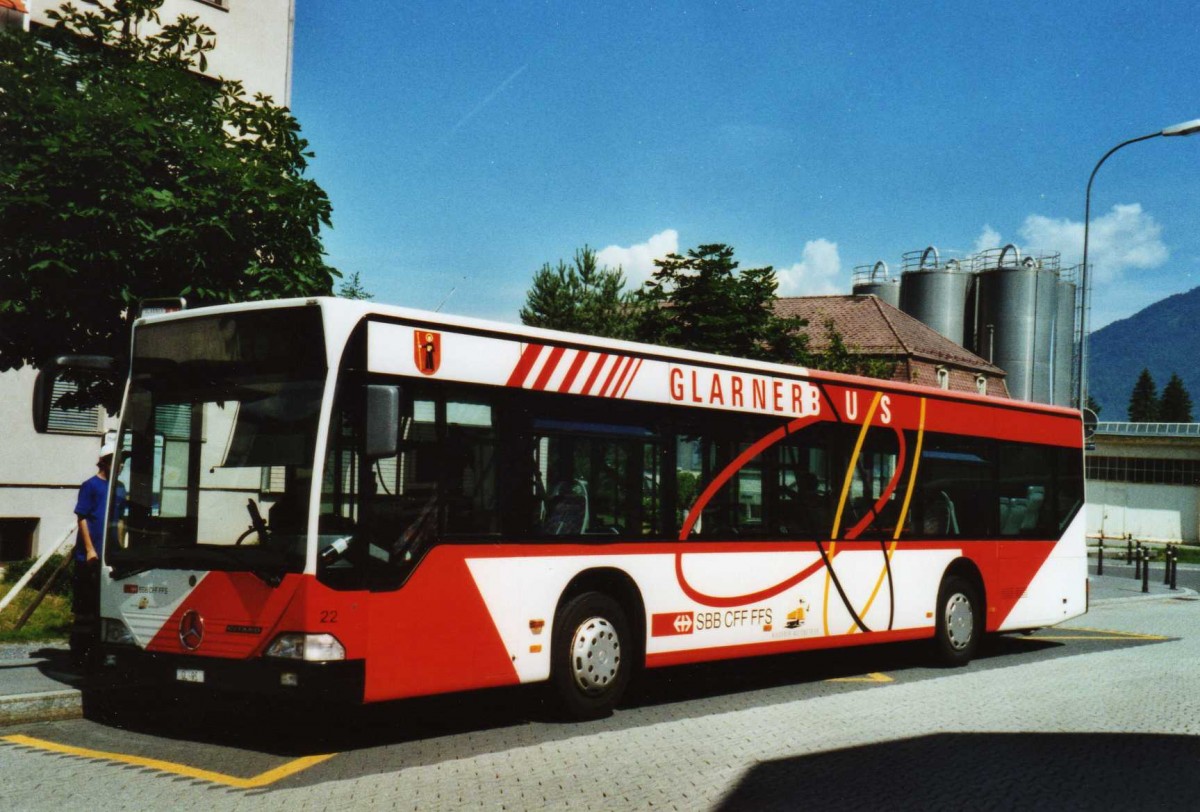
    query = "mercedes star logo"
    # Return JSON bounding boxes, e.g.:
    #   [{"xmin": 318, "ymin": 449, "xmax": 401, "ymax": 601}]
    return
[{"xmin": 179, "ymin": 609, "xmax": 205, "ymax": 651}]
